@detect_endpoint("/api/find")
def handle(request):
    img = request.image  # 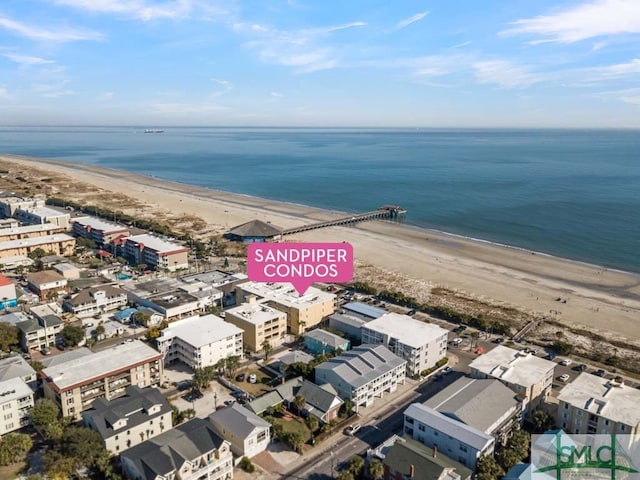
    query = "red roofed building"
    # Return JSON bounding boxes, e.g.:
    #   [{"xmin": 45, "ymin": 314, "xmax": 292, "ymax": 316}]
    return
[
  {"xmin": 123, "ymin": 234, "xmax": 189, "ymax": 272},
  {"xmin": 0, "ymin": 274, "xmax": 17, "ymax": 310}
]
